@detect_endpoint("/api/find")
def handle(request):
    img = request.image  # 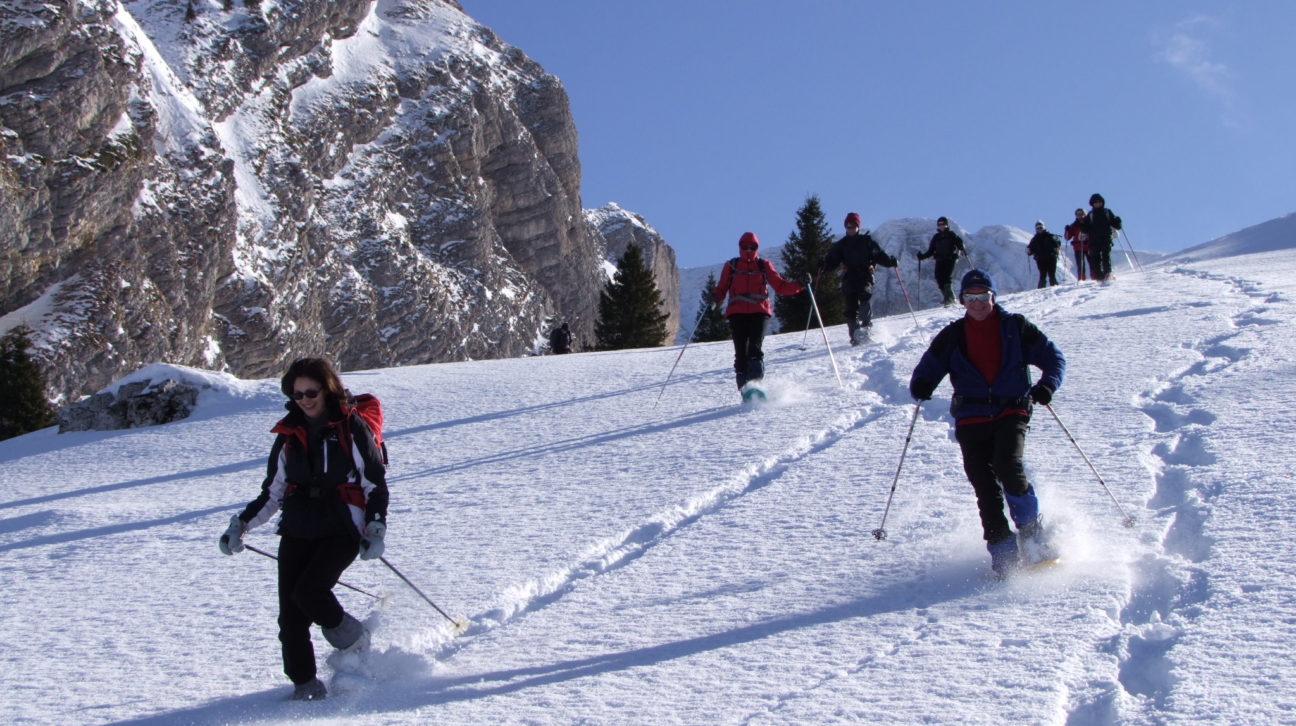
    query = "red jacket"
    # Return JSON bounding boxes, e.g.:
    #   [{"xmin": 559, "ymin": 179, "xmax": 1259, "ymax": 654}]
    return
[
  {"xmin": 1064, "ymin": 220, "xmax": 1088, "ymax": 252},
  {"xmin": 714, "ymin": 256, "xmax": 803, "ymax": 317}
]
